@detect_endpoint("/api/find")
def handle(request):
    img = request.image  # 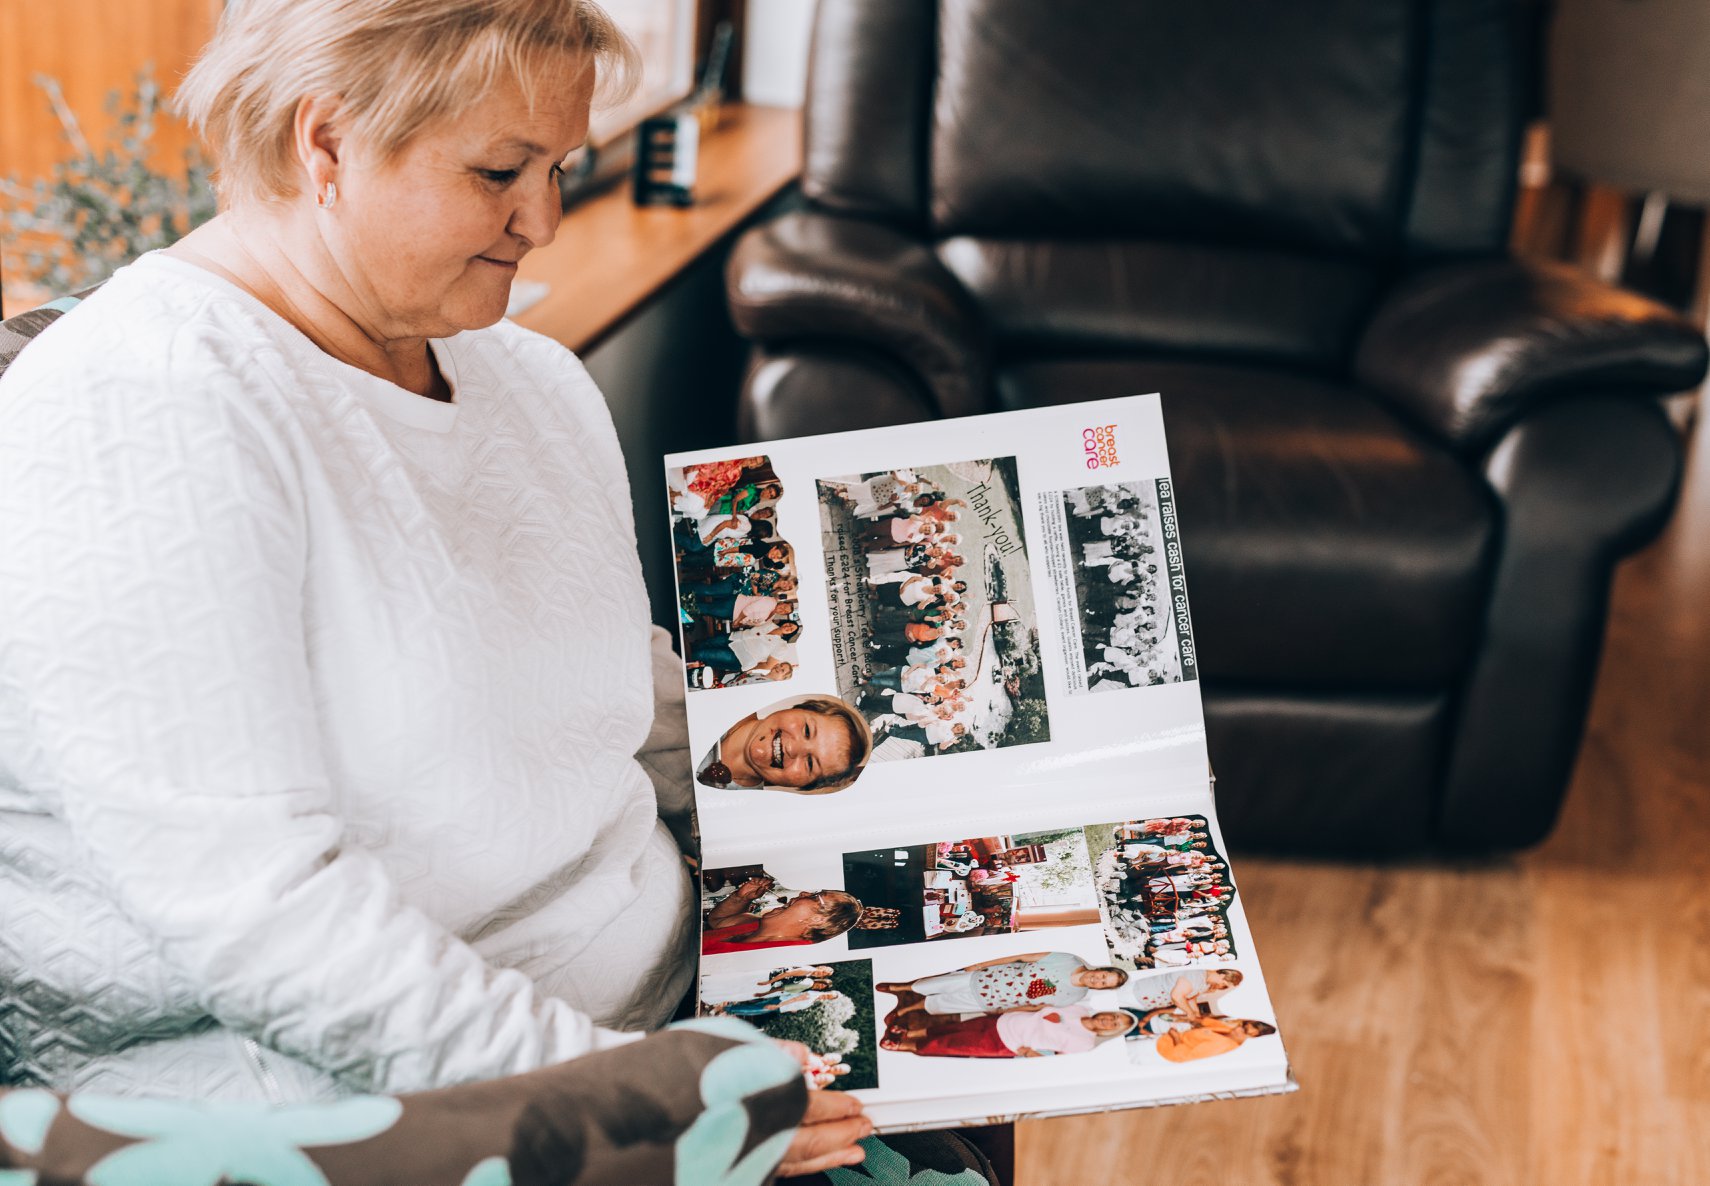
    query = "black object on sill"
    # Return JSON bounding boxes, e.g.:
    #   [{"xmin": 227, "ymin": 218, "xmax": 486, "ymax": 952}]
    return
[{"xmin": 634, "ymin": 112, "xmax": 700, "ymax": 208}]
